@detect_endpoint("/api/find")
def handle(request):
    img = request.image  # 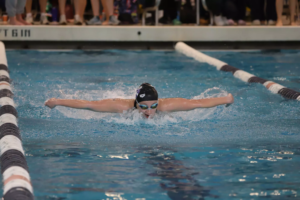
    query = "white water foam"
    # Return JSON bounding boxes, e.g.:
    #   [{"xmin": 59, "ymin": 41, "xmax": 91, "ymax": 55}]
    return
[{"xmin": 53, "ymin": 83, "xmax": 136, "ymax": 120}]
